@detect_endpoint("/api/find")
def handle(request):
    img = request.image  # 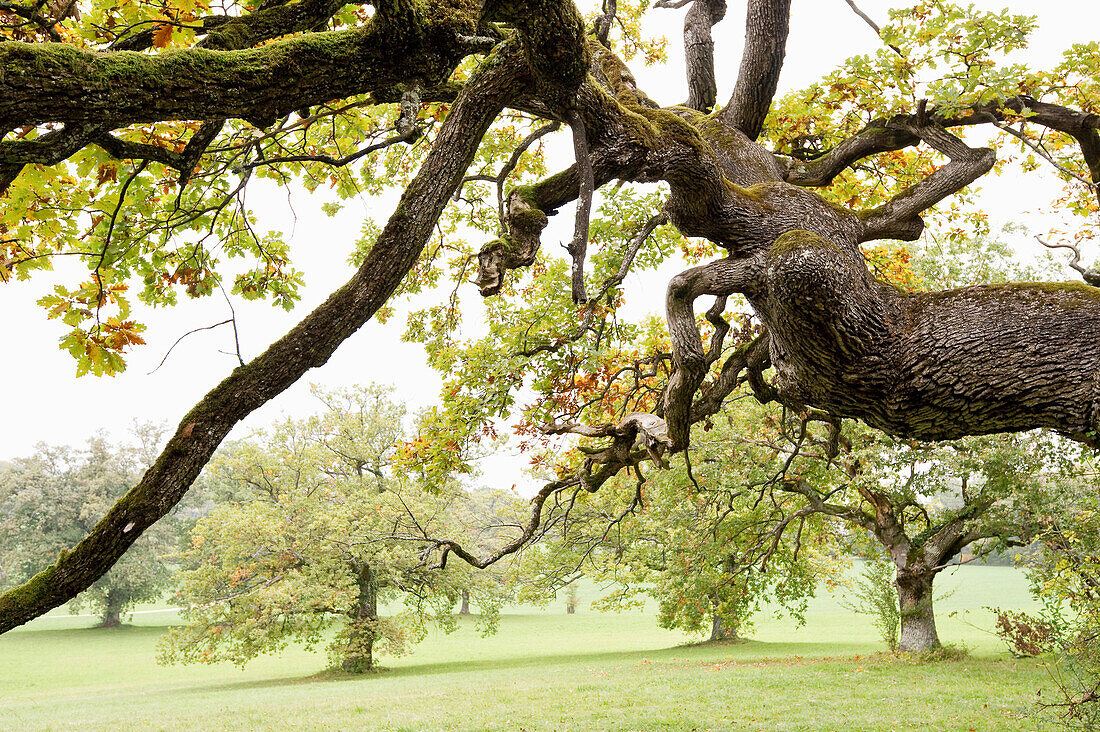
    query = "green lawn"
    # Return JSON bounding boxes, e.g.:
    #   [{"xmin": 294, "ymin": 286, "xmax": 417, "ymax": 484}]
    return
[{"xmin": 0, "ymin": 566, "xmax": 1055, "ymax": 731}]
